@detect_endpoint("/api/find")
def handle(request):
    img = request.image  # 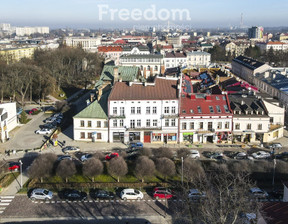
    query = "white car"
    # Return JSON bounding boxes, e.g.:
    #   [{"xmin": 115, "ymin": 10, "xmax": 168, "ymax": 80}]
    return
[
  {"xmin": 188, "ymin": 189, "xmax": 206, "ymax": 200},
  {"xmin": 120, "ymin": 188, "xmax": 143, "ymax": 200},
  {"xmin": 35, "ymin": 128, "xmax": 52, "ymax": 135},
  {"xmin": 188, "ymin": 150, "xmax": 200, "ymax": 159},
  {"xmin": 252, "ymin": 151, "xmax": 270, "ymax": 159},
  {"xmin": 80, "ymin": 154, "xmax": 93, "ymax": 162},
  {"xmin": 30, "ymin": 188, "xmax": 53, "ymax": 201},
  {"xmin": 249, "ymin": 187, "xmax": 268, "ymax": 199}
]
